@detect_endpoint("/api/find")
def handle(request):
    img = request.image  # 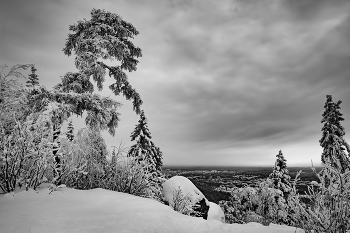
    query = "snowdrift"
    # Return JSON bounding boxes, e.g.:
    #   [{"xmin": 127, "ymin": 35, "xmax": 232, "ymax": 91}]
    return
[{"xmin": 0, "ymin": 187, "xmax": 304, "ymax": 233}]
